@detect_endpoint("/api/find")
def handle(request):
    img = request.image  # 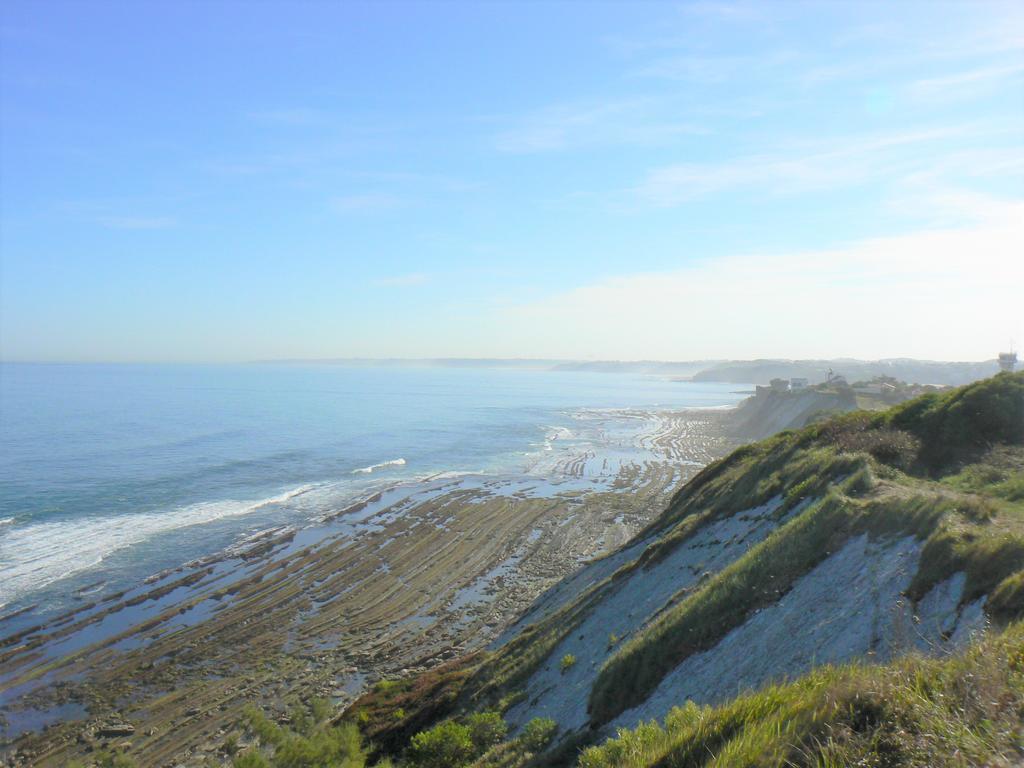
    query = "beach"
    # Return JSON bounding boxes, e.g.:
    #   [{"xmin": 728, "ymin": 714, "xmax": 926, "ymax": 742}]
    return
[{"xmin": 0, "ymin": 404, "xmax": 735, "ymax": 767}]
